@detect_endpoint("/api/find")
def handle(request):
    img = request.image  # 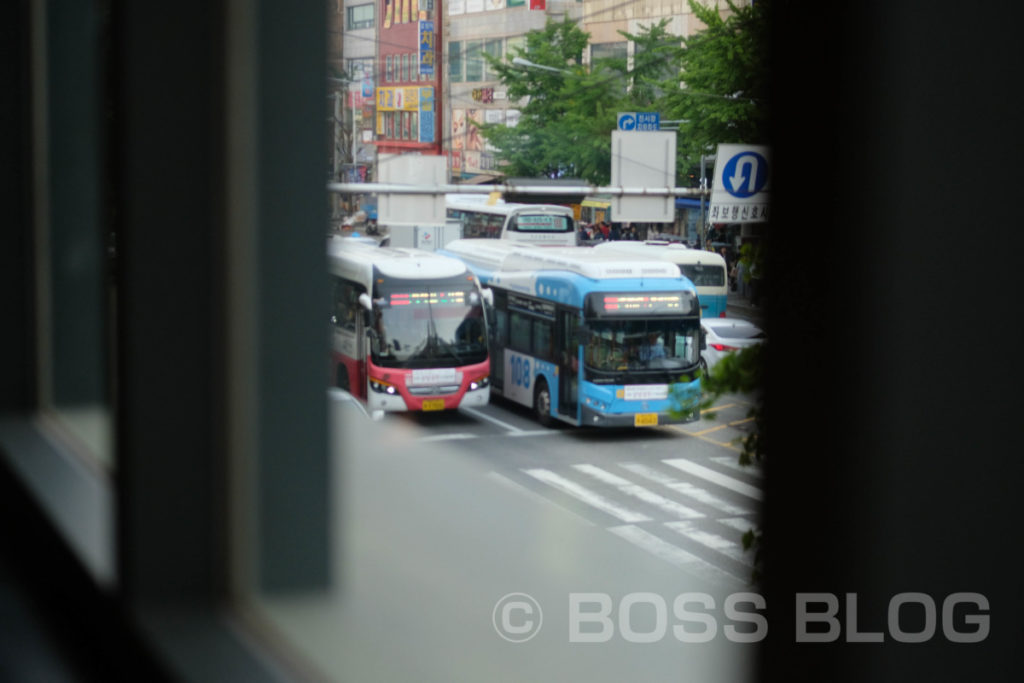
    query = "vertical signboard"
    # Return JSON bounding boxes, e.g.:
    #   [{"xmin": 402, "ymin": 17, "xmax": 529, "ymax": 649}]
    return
[
  {"xmin": 418, "ymin": 21, "xmax": 435, "ymax": 76},
  {"xmin": 419, "ymin": 87, "xmax": 435, "ymax": 143}
]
